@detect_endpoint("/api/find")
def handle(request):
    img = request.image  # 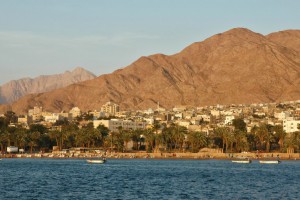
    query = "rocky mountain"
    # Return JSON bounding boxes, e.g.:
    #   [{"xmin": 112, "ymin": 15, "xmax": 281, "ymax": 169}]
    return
[
  {"xmin": 266, "ymin": 30, "xmax": 300, "ymax": 52},
  {"xmin": 2, "ymin": 28, "xmax": 300, "ymax": 114},
  {"xmin": 0, "ymin": 67, "xmax": 96, "ymax": 103}
]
